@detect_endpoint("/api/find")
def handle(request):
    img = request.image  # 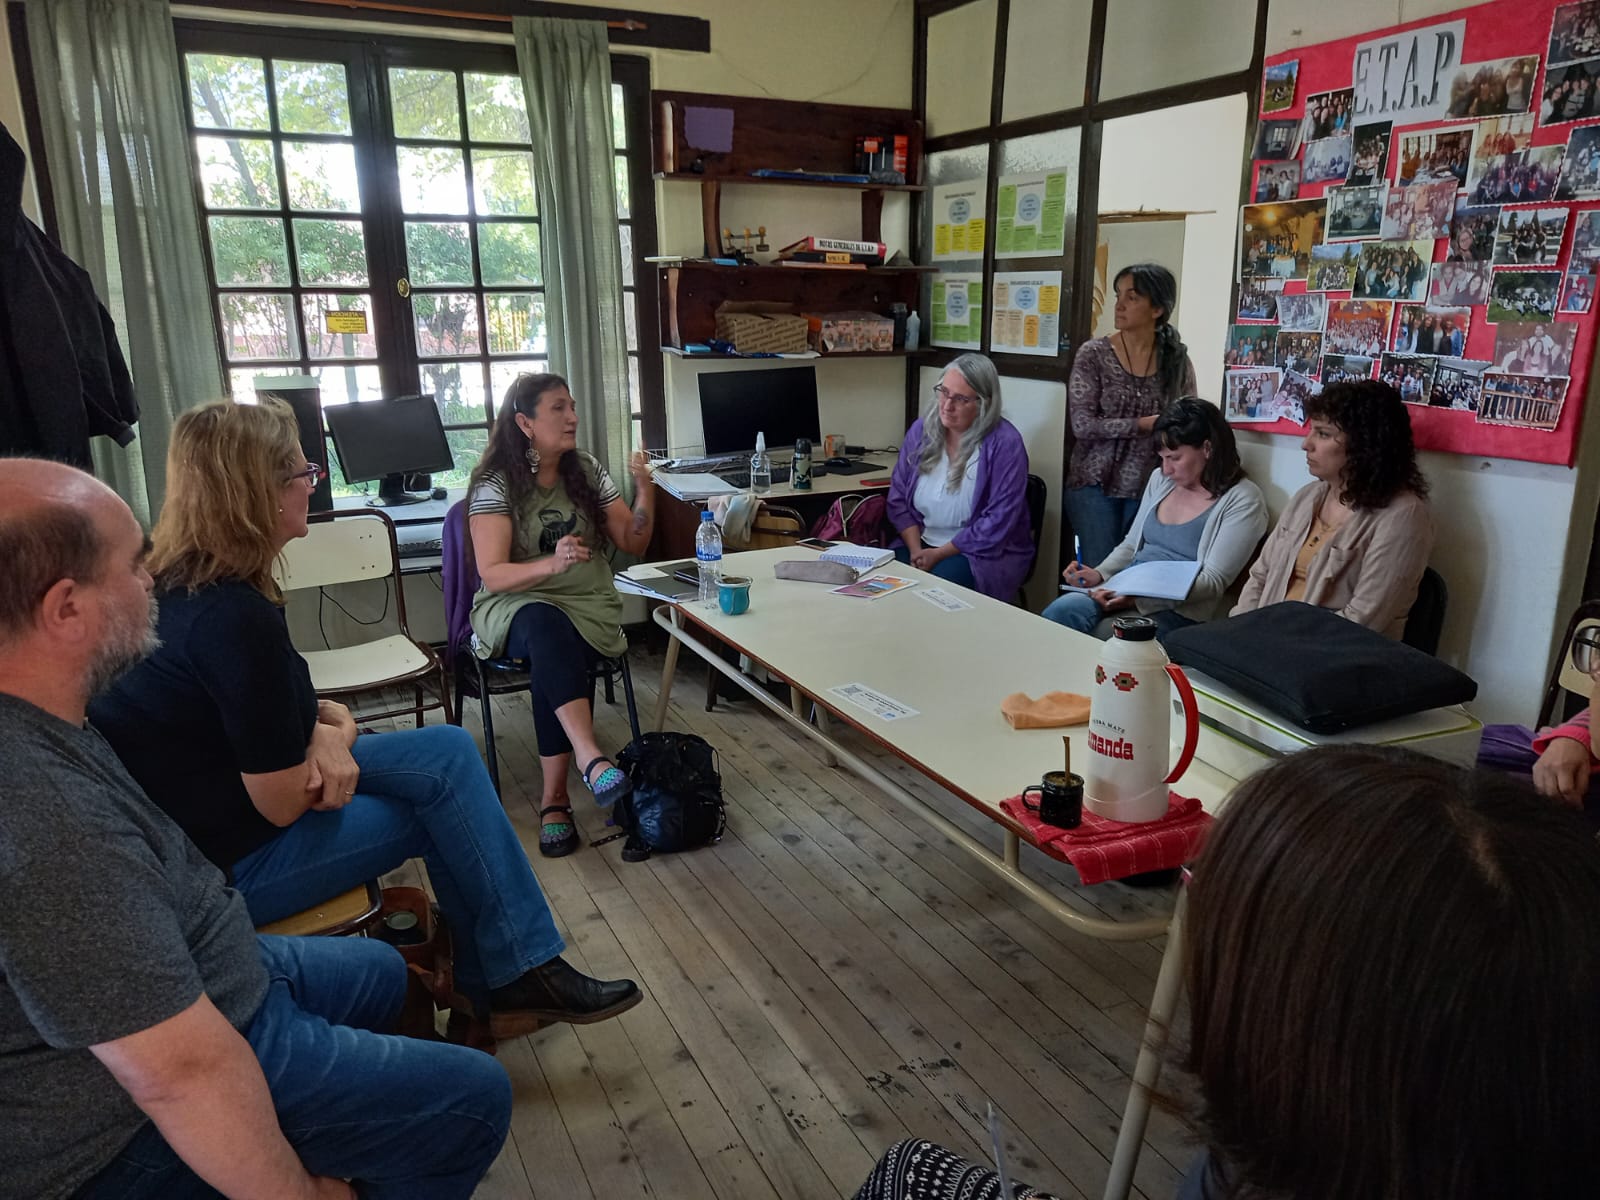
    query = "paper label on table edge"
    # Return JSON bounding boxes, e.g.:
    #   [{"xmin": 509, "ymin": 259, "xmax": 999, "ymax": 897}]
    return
[
  {"xmin": 914, "ymin": 586, "xmax": 974, "ymax": 611},
  {"xmin": 828, "ymin": 682, "xmax": 920, "ymax": 721}
]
